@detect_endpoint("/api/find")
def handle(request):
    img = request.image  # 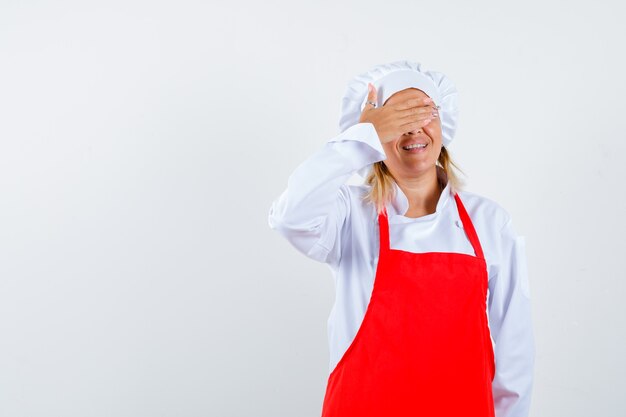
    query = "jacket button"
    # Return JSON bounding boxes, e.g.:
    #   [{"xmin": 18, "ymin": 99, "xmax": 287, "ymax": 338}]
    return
[{"xmin": 456, "ymin": 220, "xmax": 463, "ymax": 228}]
